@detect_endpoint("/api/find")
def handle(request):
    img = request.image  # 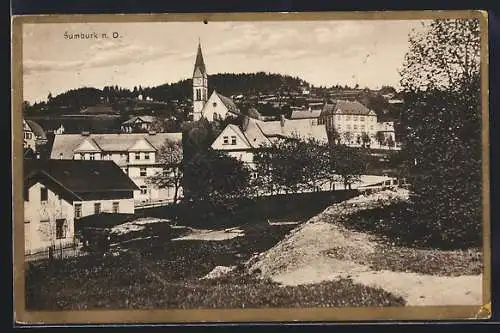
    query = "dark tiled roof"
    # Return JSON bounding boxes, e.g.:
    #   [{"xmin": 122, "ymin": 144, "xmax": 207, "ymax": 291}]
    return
[
  {"xmin": 215, "ymin": 92, "xmax": 240, "ymax": 115},
  {"xmin": 25, "ymin": 119, "xmax": 47, "ymax": 141},
  {"xmin": 193, "ymin": 42, "xmax": 207, "ymax": 77},
  {"xmin": 321, "ymin": 100, "xmax": 373, "ymax": 116},
  {"xmin": 24, "ymin": 159, "xmax": 139, "ymax": 196}
]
